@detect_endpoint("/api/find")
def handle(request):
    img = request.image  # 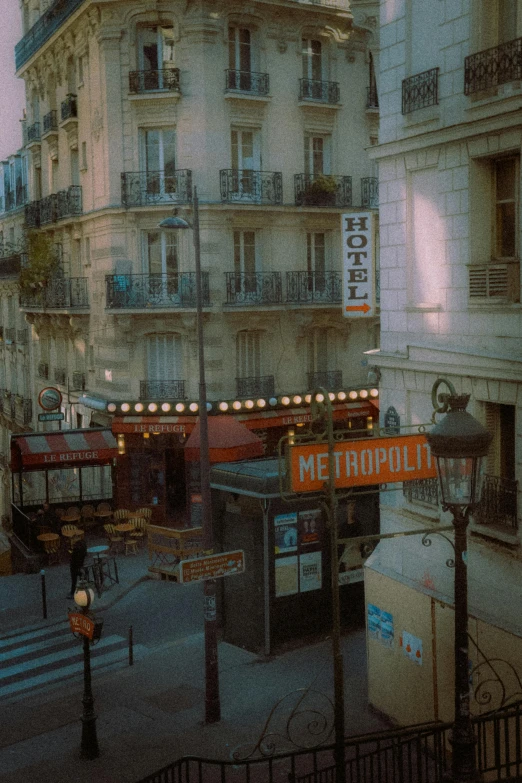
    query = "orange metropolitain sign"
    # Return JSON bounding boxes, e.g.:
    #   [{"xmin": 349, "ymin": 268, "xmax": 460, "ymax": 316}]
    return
[{"xmin": 289, "ymin": 433, "xmax": 437, "ymax": 493}]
